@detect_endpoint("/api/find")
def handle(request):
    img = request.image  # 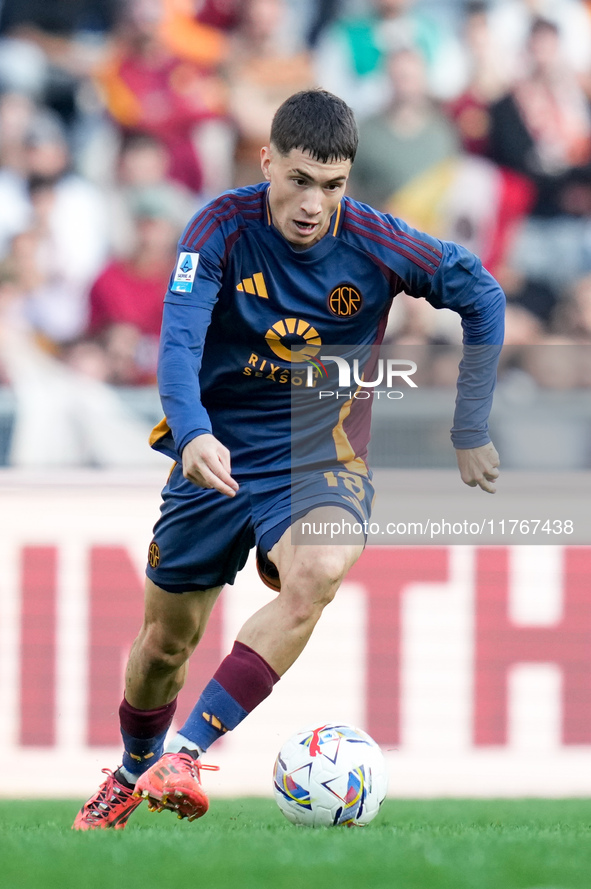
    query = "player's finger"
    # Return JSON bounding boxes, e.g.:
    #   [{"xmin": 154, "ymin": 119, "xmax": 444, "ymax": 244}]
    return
[
  {"xmin": 192, "ymin": 468, "xmax": 237, "ymax": 497},
  {"xmin": 217, "ymin": 459, "xmax": 238, "ymax": 491},
  {"xmin": 183, "ymin": 458, "xmax": 237, "ymax": 497},
  {"xmin": 210, "ymin": 457, "xmax": 239, "ymax": 492},
  {"xmin": 210, "ymin": 478, "xmax": 238, "ymax": 498},
  {"xmin": 201, "ymin": 456, "xmax": 239, "ymax": 495},
  {"xmin": 217, "ymin": 445, "xmax": 233, "ymax": 477},
  {"xmin": 478, "ymin": 477, "xmax": 496, "ymax": 494}
]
